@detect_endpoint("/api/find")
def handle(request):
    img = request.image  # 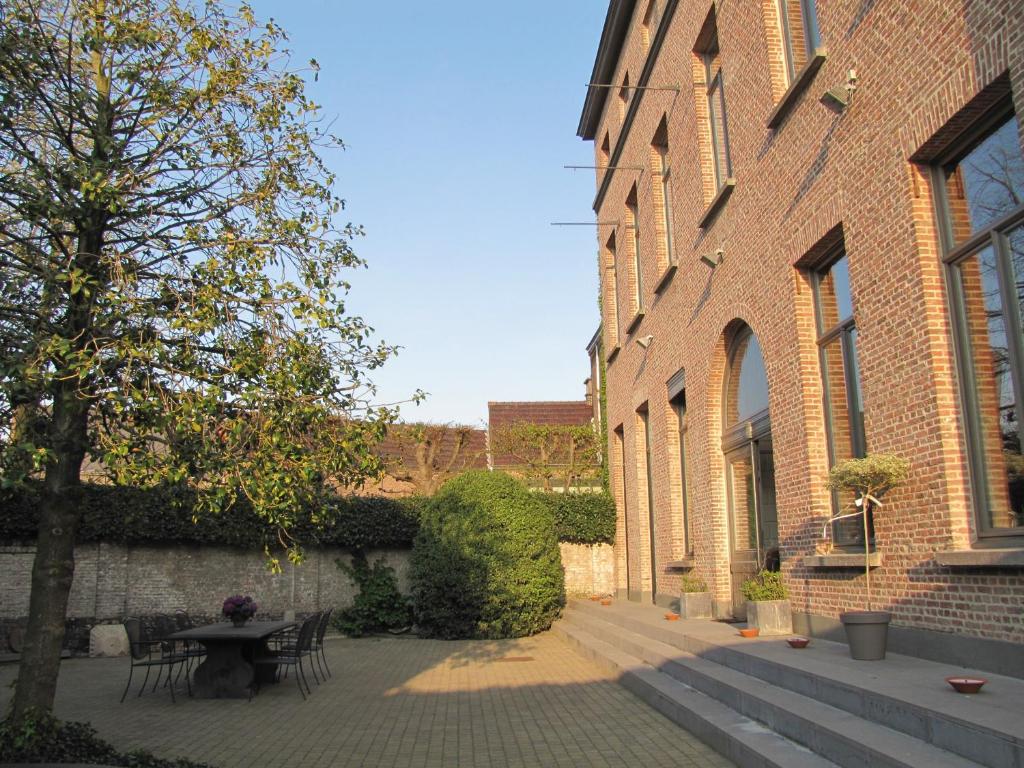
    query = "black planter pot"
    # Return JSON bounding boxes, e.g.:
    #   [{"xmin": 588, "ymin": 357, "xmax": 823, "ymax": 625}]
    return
[{"xmin": 840, "ymin": 611, "xmax": 890, "ymax": 660}]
